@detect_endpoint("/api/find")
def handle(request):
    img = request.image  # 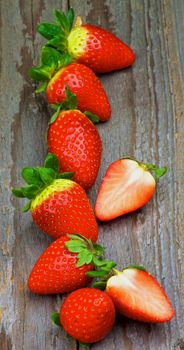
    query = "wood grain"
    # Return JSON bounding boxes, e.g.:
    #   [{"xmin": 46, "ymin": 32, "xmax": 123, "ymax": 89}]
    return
[{"xmin": 0, "ymin": 0, "xmax": 183, "ymax": 349}]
